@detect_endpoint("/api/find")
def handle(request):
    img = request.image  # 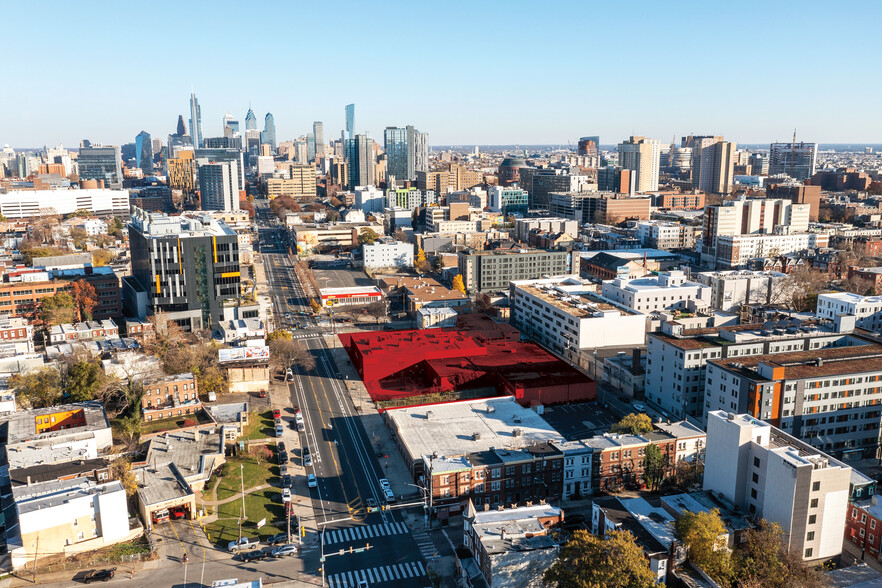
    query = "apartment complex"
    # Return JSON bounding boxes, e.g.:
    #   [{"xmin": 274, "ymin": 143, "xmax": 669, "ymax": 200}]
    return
[
  {"xmin": 166, "ymin": 151, "xmax": 196, "ymax": 192},
  {"xmin": 654, "ymin": 192, "xmax": 705, "ymax": 210},
  {"xmin": 715, "ymin": 231, "xmax": 829, "ymax": 269},
  {"xmin": 684, "ymin": 135, "xmax": 736, "ymax": 195},
  {"xmin": 266, "ymin": 164, "xmax": 316, "ymax": 199},
  {"xmin": 694, "ymin": 270, "xmax": 791, "ymax": 312},
  {"xmin": 141, "ymin": 372, "xmax": 201, "ymax": 421},
  {"xmin": 457, "ymin": 248, "xmax": 569, "ymax": 293},
  {"xmin": 617, "ymin": 136, "xmax": 661, "ymax": 192},
  {"xmin": 769, "ymin": 142, "xmax": 818, "ymax": 181},
  {"xmin": 636, "ymin": 221, "xmax": 698, "ymax": 251},
  {"xmin": 292, "ymin": 222, "xmax": 384, "ymax": 254},
  {"xmin": 703, "ymin": 411, "xmax": 850, "ymax": 561},
  {"xmin": 0, "ymin": 266, "xmax": 121, "ymax": 321},
  {"xmin": 601, "ymin": 271, "xmax": 710, "ymax": 313},
  {"xmin": 488, "ymin": 186, "xmax": 528, "ymax": 216},
  {"xmin": 817, "ymin": 292, "xmax": 882, "ymax": 332},
  {"xmin": 362, "ymin": 239, "xmax": 414, "ymax": 269}
]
